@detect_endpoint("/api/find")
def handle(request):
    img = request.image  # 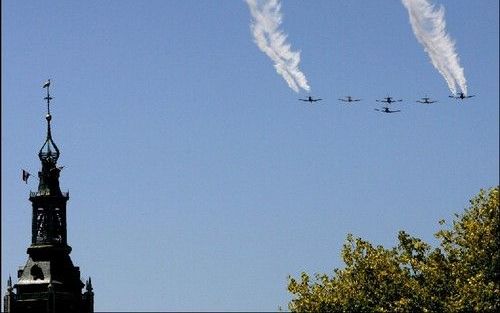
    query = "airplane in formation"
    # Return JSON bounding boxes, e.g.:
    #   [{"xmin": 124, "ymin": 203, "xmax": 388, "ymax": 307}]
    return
[
  {"xmin": 449, "ymin": 92, "xmax": 475, "ymax": 100},
  {"xmin": 374, "ymin": 106, "xmax": 401, "ymax": 113},
  {"xmin": 416, "ymin": 96, "xmax": 437, "ymax": 104},
  {"xmin": 338, "ymin": 96, "xmax": 361, "ymax": 103},
  {"xmin": 299, "ymin": 96, "xmax": 322, "ymax": 103},
  {"xmin": 376, "ymin": 96, "xmax": 403, "ymax": 104}
]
